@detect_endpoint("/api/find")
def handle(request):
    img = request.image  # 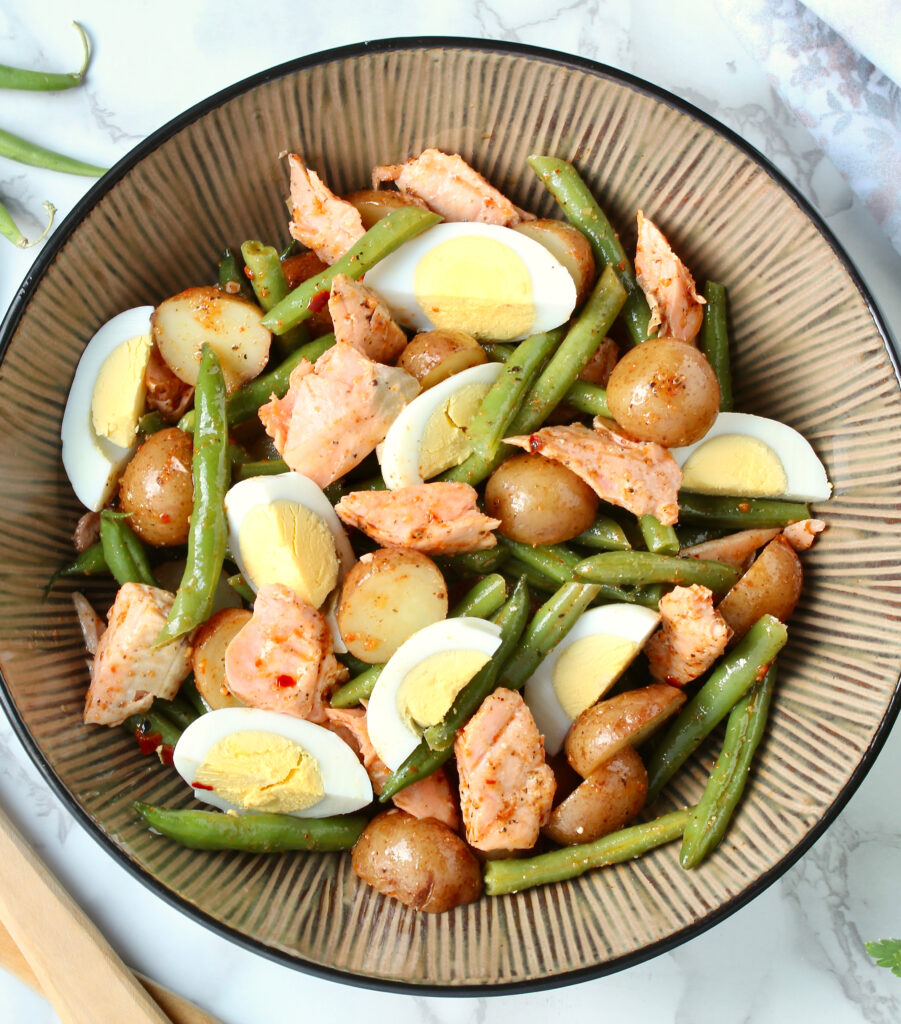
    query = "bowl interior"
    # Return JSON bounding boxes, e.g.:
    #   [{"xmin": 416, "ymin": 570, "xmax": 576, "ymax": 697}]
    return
[{"xmin": 1, "ymin": 41, "xmax": 900, "ymax": 991}]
